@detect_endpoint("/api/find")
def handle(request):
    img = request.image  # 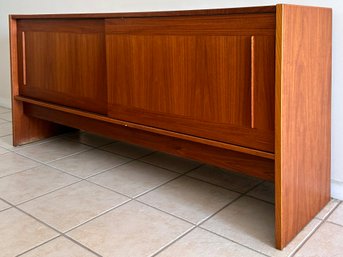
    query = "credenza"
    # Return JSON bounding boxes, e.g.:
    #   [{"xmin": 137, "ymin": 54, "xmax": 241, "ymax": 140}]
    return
[{"xmin": 9, "ymin": 4, "xmax": 332, "ymax": 249}]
